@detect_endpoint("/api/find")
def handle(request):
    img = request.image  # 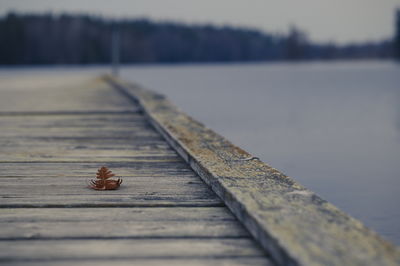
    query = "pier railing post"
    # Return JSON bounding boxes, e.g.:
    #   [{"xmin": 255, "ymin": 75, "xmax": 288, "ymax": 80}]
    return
[{"xmin": 111, "ymin": 25, "xmax": 120, "ymax": 77}]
